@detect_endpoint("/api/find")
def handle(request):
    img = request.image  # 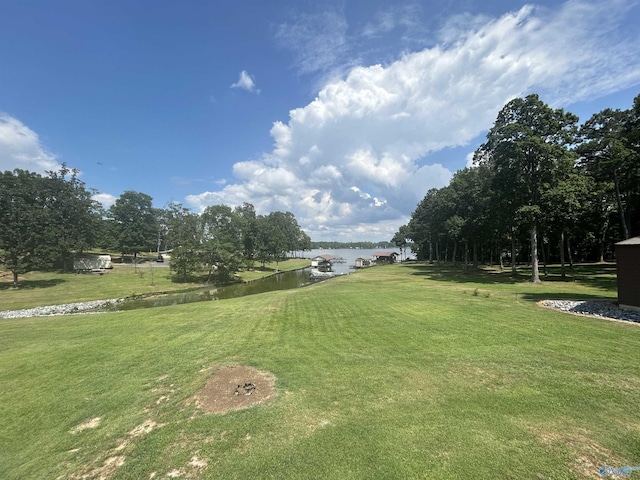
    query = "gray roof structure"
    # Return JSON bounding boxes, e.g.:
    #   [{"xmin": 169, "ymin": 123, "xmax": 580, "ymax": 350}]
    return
[{"xmin": 615, "ymin": 237, "xmax": 640, "ymax": 246}]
